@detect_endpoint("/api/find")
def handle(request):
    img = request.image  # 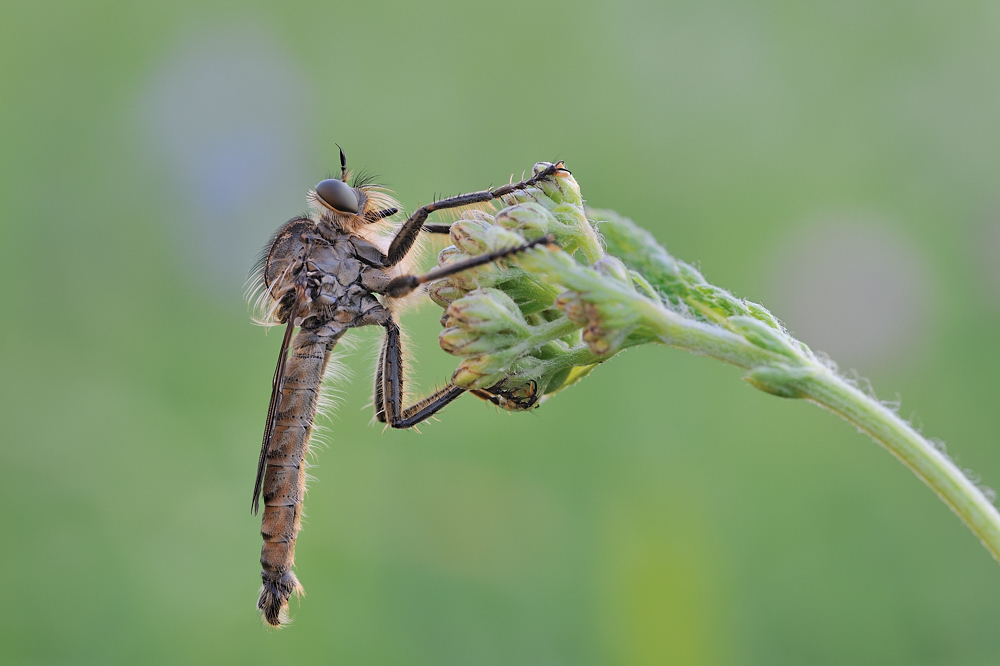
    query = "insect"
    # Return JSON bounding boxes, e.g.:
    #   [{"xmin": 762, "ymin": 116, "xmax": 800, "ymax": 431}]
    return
[{"xmin": 247, "ymin": 149, "xmax": 565, "ymax": 626}]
